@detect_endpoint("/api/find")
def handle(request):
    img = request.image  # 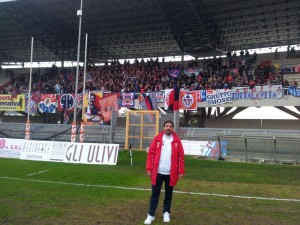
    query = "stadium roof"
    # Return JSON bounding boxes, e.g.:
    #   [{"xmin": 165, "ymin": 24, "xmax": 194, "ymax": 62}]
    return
[{"xmin": 0, "ymin": 0, "xmax": 299, "ymax": 64}]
